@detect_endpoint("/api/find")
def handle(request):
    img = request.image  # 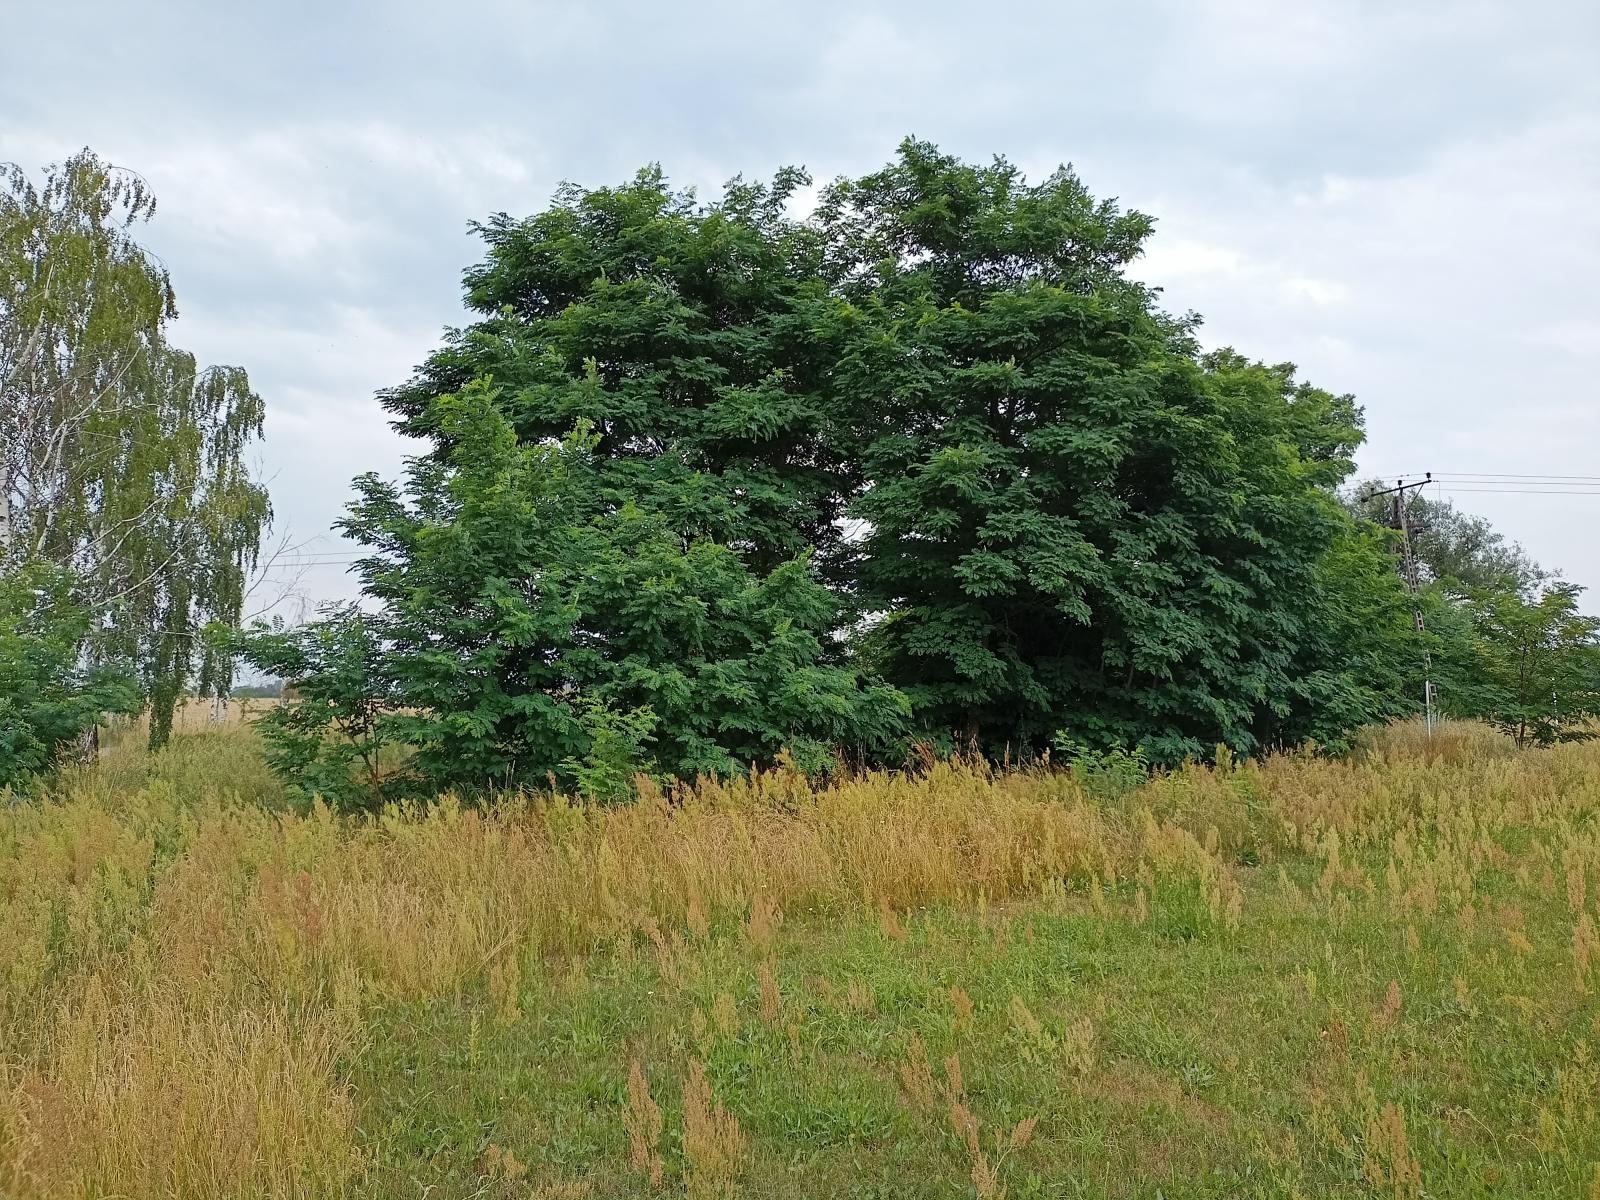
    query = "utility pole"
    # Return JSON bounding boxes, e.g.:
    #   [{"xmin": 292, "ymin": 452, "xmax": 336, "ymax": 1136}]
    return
[{"xmin": 1364, "ymin": 474, "xmax": 1435, "ymax": 735}]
